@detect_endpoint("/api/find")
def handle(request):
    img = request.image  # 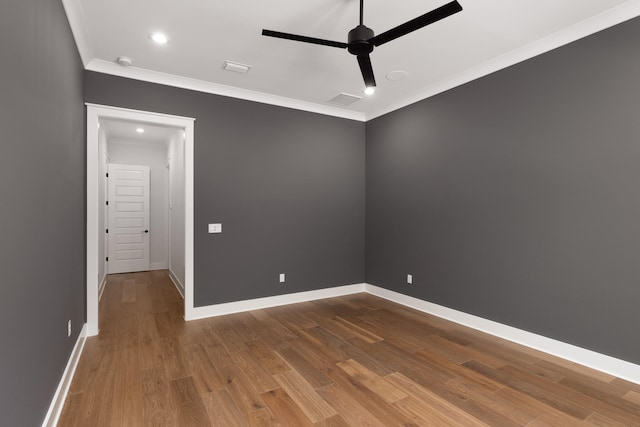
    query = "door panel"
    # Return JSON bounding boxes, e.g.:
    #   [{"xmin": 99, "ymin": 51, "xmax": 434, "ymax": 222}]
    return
[
  {"xmin": 116, "ymin": 202, "xmax": 144, "ymax": 211},
  {"xmin": 115, "ymin": 217, "xmax": 144, "ymax": 228},
  {"xmin": 115, "ymin": 234, "xmax": 143, "ymax": 244},
  {"xmin": 108, "ymin": 164, "xmax": 150, "ymax": 274},
  {"xmin": 116, "ymin": 186, "xmax": 144, "ymax": 196}
]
